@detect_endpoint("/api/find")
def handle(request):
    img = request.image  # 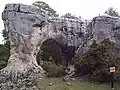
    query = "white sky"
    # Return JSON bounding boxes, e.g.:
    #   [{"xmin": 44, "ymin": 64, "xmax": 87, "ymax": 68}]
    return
[{"xmin": 0, "ymin": 0, "xmax": 120, "ymax": 44}]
